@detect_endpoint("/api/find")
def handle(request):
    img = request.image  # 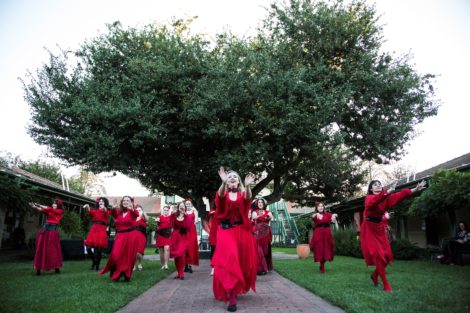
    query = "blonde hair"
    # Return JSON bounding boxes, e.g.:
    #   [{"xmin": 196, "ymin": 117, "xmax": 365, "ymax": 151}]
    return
[{"xmin": 226, "ymin": 170, "xmax": 245, "ymax": 192}]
